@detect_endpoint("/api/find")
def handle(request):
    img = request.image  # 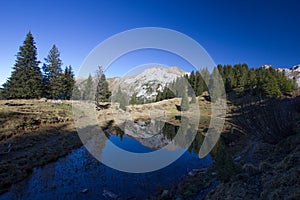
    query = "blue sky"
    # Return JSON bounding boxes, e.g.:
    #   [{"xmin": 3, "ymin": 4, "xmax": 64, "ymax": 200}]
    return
[{"xmin": 0, "ymin": 0, "xmax": 299, "ymax": 84}]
